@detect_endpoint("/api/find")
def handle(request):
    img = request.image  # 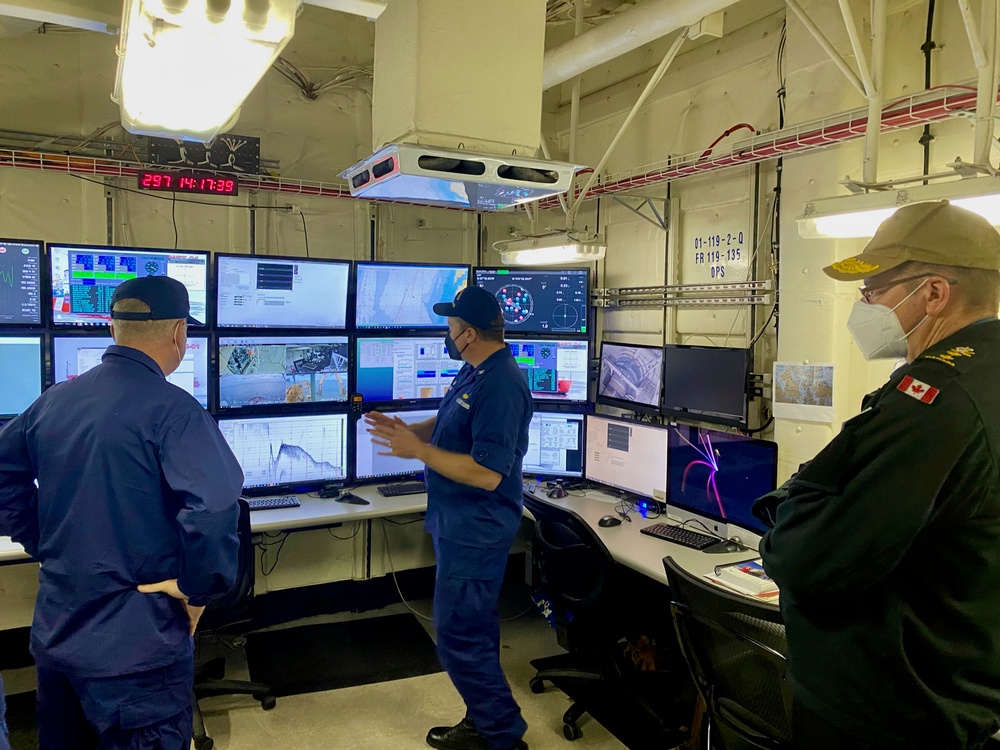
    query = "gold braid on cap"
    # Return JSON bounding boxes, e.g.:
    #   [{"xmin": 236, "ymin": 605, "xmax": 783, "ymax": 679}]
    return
[{"xmin": 831, "ymin": 258, "xmax": 880, "ymax": 274}]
